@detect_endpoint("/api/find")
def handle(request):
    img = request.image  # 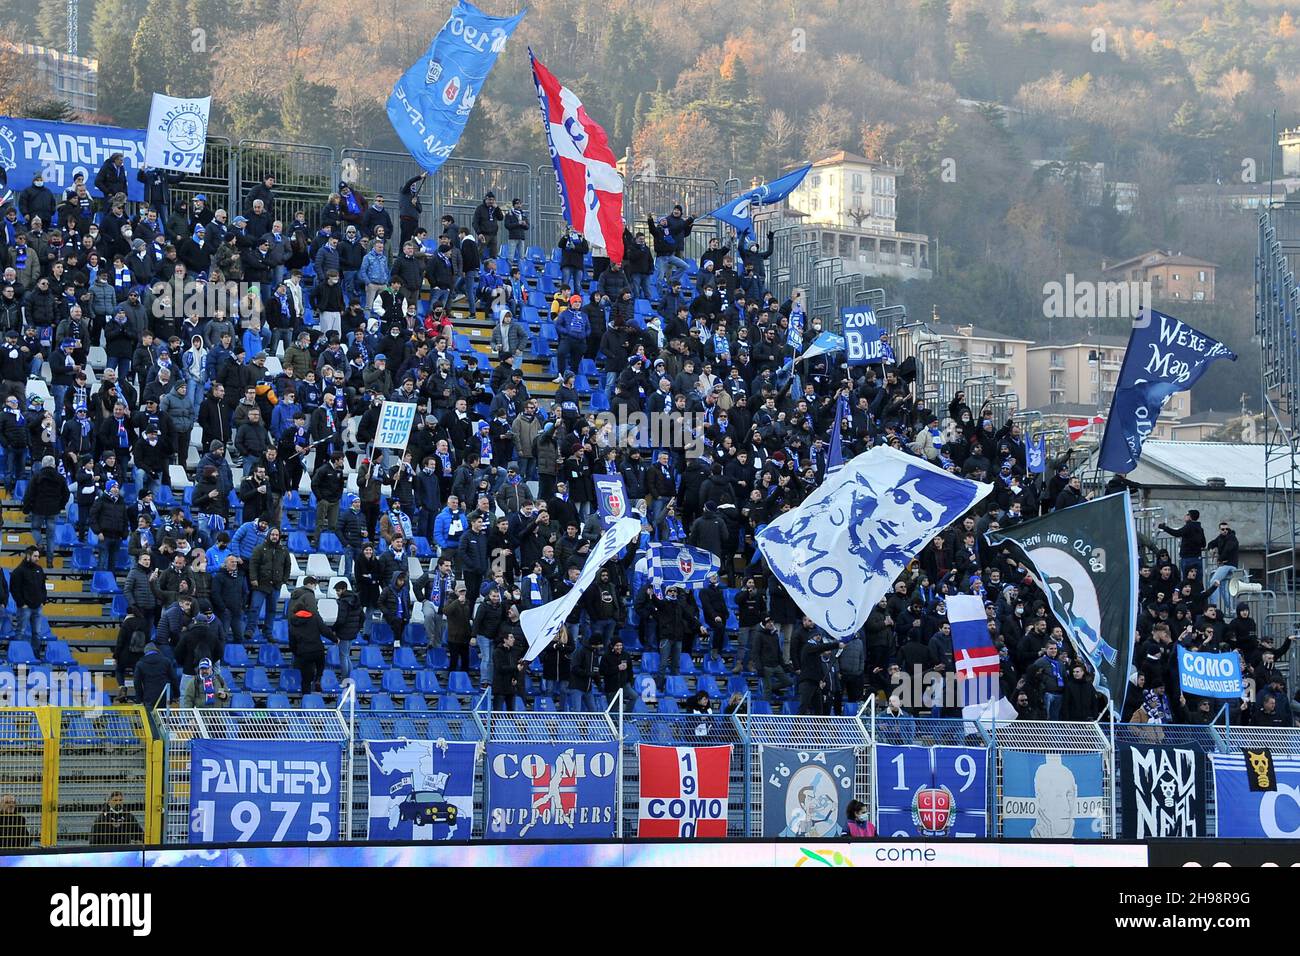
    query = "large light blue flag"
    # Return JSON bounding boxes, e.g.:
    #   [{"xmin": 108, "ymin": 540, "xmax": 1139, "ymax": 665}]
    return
[
  {"xmin": 386, "ymin": 0, "xmax": 525, "ymax": 175},
  {"xmin": 706, "ymin": 164, "xmax": 812, "ymax": 239},
  {"xmin": 1098, "ymin": 309, "xmax": 1235, "ymax": 473},
  {"xmin": 757, "ymin": 446, "xmax": 992, "ymax": 638}
]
